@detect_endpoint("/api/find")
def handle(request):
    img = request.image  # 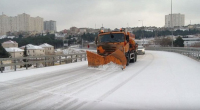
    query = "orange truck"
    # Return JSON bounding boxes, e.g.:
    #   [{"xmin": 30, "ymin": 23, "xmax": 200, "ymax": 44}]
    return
[{"xmin": 86, "ymin": 29, "xmax": 138, "ymax": 69}]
